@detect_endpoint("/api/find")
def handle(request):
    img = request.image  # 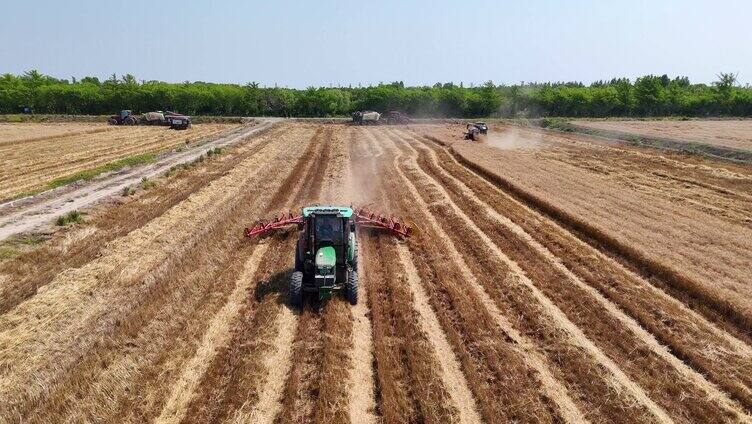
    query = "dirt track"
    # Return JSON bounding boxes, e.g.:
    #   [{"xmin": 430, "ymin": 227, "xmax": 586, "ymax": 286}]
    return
[
  {"xmin": 573, "ymin": 119, "xmax": 752, "ymax": 152},
  {"xmin": 0, "ymin": 123, "xmax": 242, "ymax": 201},
  {"xmin": 0, "ymin": 122, "xmax": 750, "ymax": 423},
  {"xmin": 0, "ymin": 121, "xmax": 276, "ymax": 240}
]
